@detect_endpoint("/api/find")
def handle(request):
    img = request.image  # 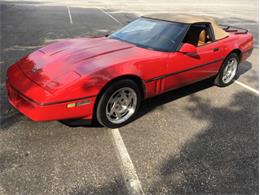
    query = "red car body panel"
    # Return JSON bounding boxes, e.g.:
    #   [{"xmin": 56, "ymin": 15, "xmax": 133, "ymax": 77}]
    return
[{"xmin": 6, "ymin": 31, "xmax": 253, "ymax": 121}]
